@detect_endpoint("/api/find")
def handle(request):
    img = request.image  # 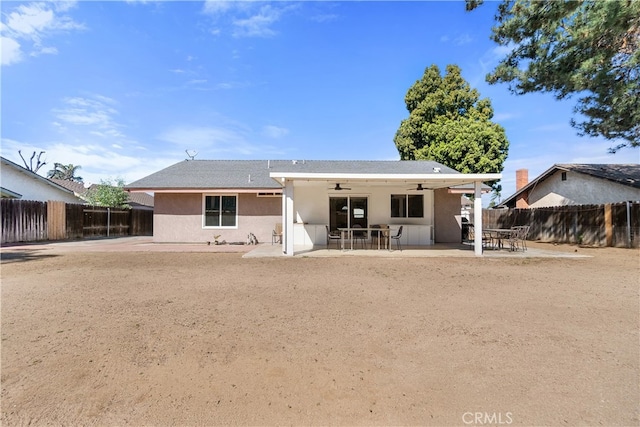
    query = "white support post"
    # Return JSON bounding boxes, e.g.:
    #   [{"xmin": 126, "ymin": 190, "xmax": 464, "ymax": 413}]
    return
[
  {"xmin": 282, "ymin": 179, "xmax": 295, "ymax": 256},
  {"xmin": 474, "ymin": 181, "xmax": 483, "ymax": 256}
]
